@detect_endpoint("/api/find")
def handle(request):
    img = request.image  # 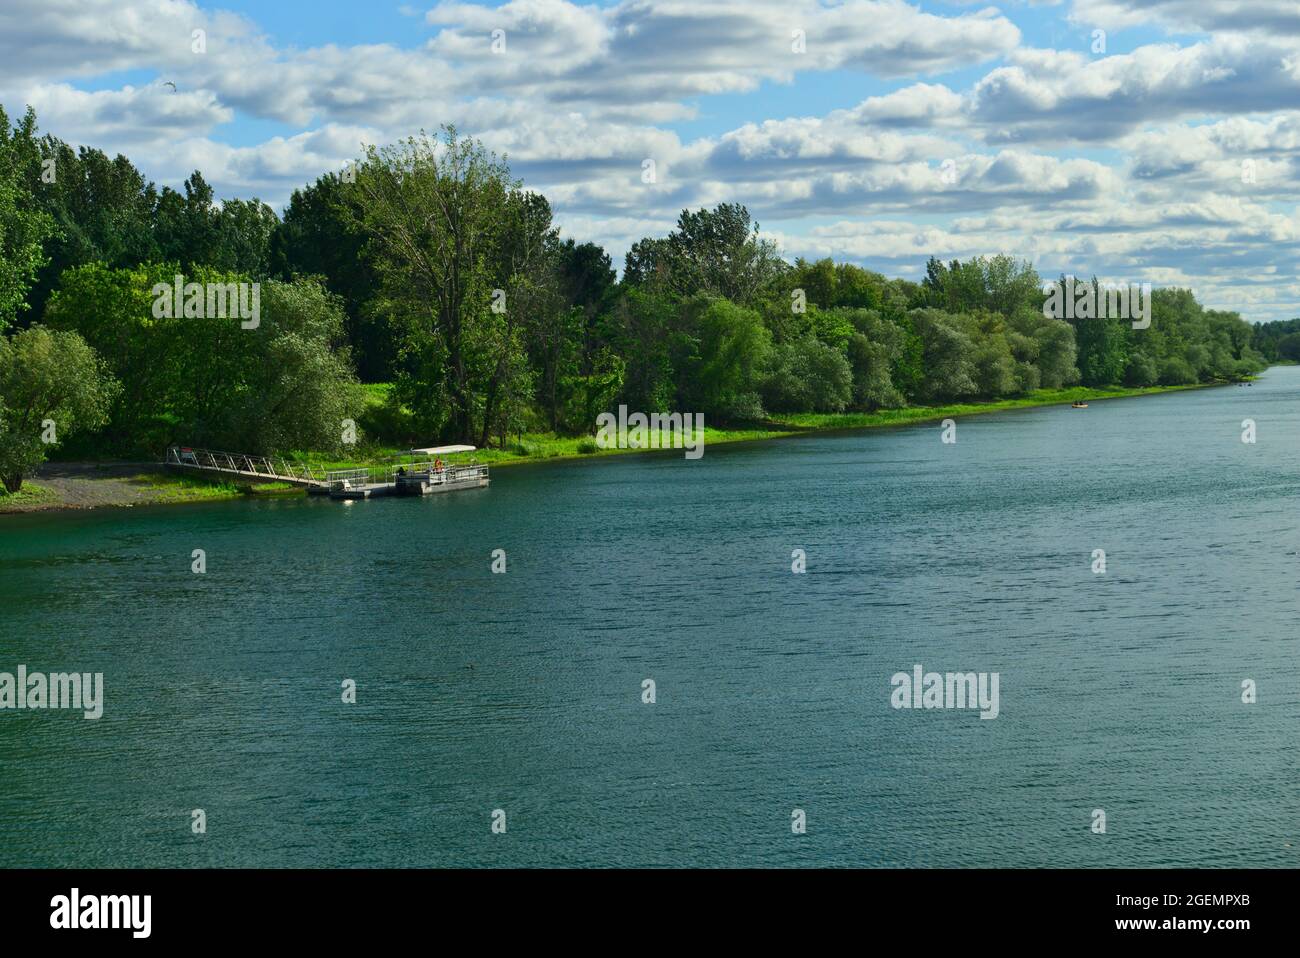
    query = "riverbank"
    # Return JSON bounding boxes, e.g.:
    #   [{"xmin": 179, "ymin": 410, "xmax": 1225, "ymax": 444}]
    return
[
  {"xmin": 0, "ymin": 378, "xmax": 1237, "ymax": 514},
  {"xmin": 0, "ymin": 462, "xmax": 295, "ymax": 515}
]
